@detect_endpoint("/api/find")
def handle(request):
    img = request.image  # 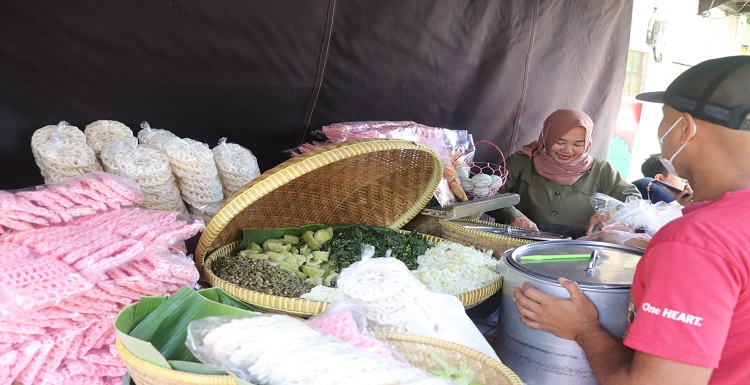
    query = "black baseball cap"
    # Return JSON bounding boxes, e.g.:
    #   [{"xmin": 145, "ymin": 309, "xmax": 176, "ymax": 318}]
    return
[{"xmin": 636, "ymin": 55, "xmax": 750, "ymax": 131}]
